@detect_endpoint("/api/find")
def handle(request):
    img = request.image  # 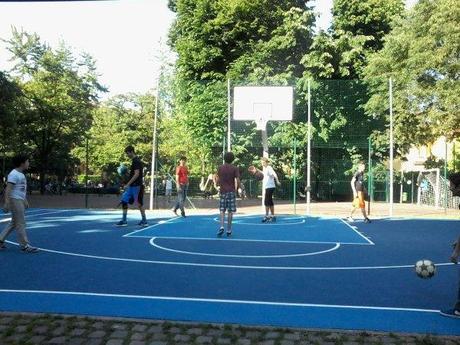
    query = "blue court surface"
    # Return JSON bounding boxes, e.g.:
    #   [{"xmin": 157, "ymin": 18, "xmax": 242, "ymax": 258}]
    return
[{"xmin": 0, "ymin": 208, "xmax": 459, "ymax": 335}]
